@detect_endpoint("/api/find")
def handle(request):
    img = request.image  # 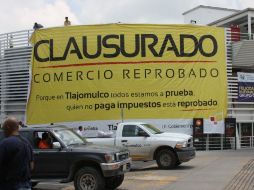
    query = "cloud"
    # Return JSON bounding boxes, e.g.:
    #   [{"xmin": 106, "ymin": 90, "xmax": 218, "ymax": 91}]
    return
[
  {"xmin": 75, "ymin": 0, "xmax": 191, "ymax": 24},
  {"xmin": 1, "ymin": 0, "xmax": 254, "ymax": 34},
  {"xmin": 0, "ymin": 0, "xmax": 79, "ymax": 33},
  {"xmin": 239, "ymin": 0, "xmax": 254, "ymax": 8},
  {"xmin": 71, "ymin": 0, "xmax": 250, "ymax": 25}
]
